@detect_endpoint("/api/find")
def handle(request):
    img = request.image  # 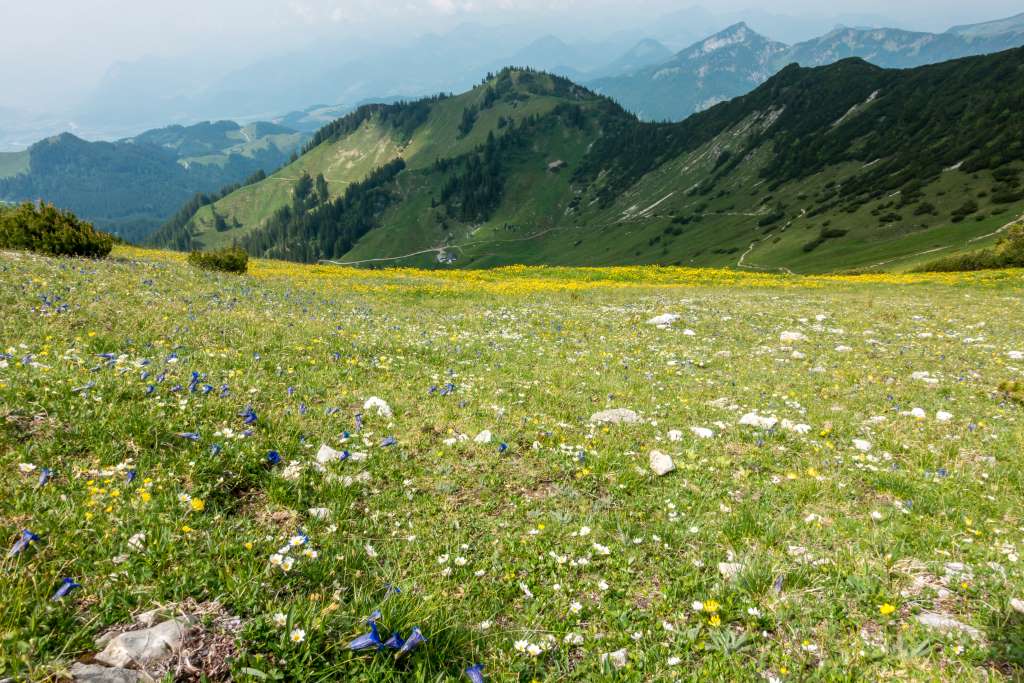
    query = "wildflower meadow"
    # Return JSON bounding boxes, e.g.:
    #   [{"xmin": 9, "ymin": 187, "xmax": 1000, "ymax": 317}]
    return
[{"xmin": 2, "ymin": 246, "xmax": 1024, "ymax": 681}]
